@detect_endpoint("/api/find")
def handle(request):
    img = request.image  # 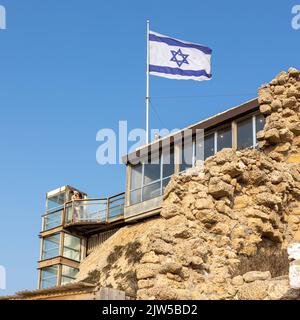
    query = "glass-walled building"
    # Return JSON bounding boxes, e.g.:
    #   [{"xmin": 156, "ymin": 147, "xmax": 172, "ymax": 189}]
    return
[
  {"xmin": 123, "ymin": 98, "xmax": 263, "ymax": 222},
  {"xmin": 38, "ymin": 186, "xmax": 125, "ymax": 289},
  {"xmin": 38, "ymin": 186, "xmax": 87, "ymax": 289}
]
